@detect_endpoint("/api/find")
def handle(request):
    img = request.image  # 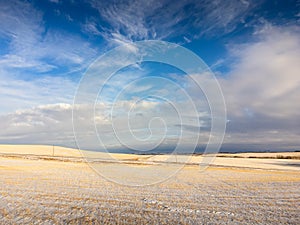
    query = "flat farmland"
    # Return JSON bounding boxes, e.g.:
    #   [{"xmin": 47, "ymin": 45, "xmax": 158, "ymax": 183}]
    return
[{"xmin": 0, "ymin": 146, "xmax": 299, "ymax": 224}]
